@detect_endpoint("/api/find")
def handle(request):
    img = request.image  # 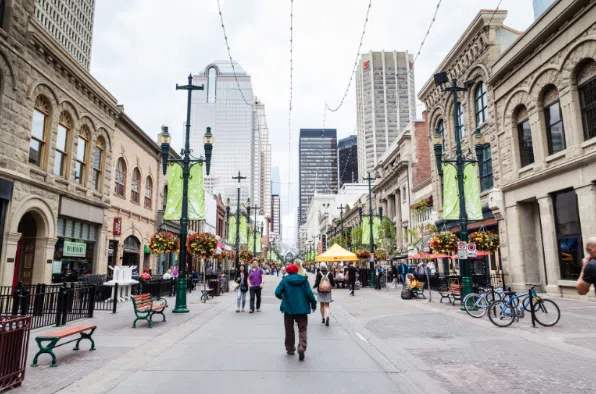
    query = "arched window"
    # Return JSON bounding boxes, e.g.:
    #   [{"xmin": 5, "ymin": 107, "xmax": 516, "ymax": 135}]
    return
[
  {"xmin": 577, "ymin": 59, "xmax": 596, "ymax": 141},
  {"xmin": 436, "ymin": 119, "xmax": 446, "ymax": 152},
  {"xmin": 54, "ymin": 111, "xmax": 72, "ymax": 177},
  {"xmin": 516, "ymin": 106, "xmax": 534, "ymax": 168},
  {"xmin": 474, "ymin": 82, "xmax": 488, "ymax": 126},
  {"xmin": 30, "ymin": 96, "xmax": 51, "ymax": 168},
  {"xmin": 75, "ymin": 126, "xmax": 90, "ymax": 185},
  {"xmin": 144, "ymin": 176, "xmax": 153, "ymax": 209},
  {"xmin": 115, "ymin": 158, "xmax": 126, "ymax": 196},
  {"xmin": 543, "ymin": 85, "xmax": 565, "ymax": 155},
  {"xmin": 207, "ymin": 67, "xmax": 217, "ymax": 103},
  {"xmin": 131, "ymin": 168, "xmax": 140, "ymax": 203},
  {"xmin": 456, "ymin": 103, "xmax": 465, "ymax": 141},
  {"xmin": 92, "ymin": 136, "xmax": 105, "ymax": 191}
]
